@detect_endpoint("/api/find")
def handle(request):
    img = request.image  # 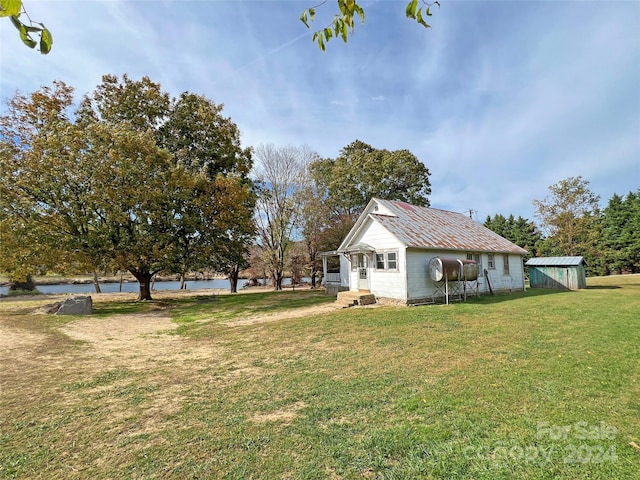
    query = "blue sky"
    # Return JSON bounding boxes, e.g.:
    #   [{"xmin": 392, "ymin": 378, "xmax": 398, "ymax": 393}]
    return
[{"xmin": 1, "ymin": 0, "xmax": 638, "ymax": 221}]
